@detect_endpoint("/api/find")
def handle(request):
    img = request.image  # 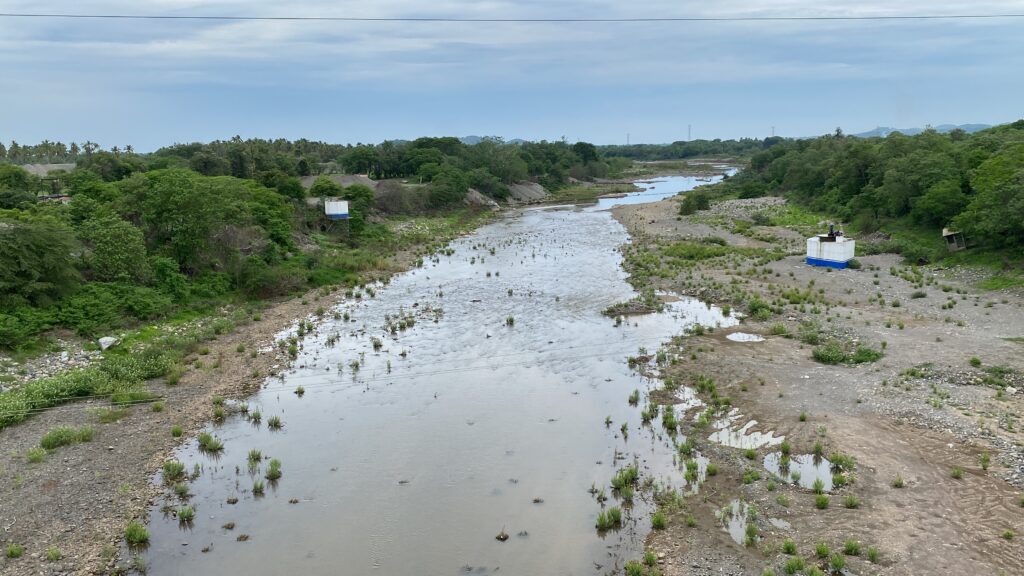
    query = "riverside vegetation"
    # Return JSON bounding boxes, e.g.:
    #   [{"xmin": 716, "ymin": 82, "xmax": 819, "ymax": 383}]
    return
[
  {"xmin": 606, "ymin": 131, "xmax": 1023, "ymax": 574},
  {"xmin": 0, "ymin": 136, "xmax": 635, "ymax": 428}
]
